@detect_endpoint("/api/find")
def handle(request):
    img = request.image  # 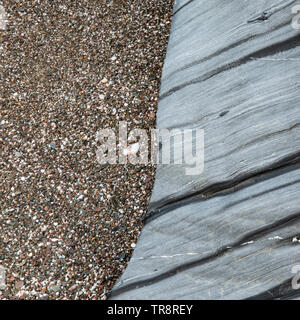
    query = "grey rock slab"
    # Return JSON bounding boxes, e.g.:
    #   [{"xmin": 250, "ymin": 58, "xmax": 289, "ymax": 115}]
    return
[
  {"xmin": 111, "ymin": 0, "xmax": 300, "ymax": 299},
  {"xmin": 111, "ymin": 165, "xmax": 300, "ymax": 299}
]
